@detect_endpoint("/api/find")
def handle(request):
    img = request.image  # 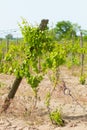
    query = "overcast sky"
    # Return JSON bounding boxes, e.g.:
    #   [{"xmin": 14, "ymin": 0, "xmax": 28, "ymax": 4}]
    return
[{"xmin": 0, "ymin": 0, "xmax": 87, "ymax": 36}]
